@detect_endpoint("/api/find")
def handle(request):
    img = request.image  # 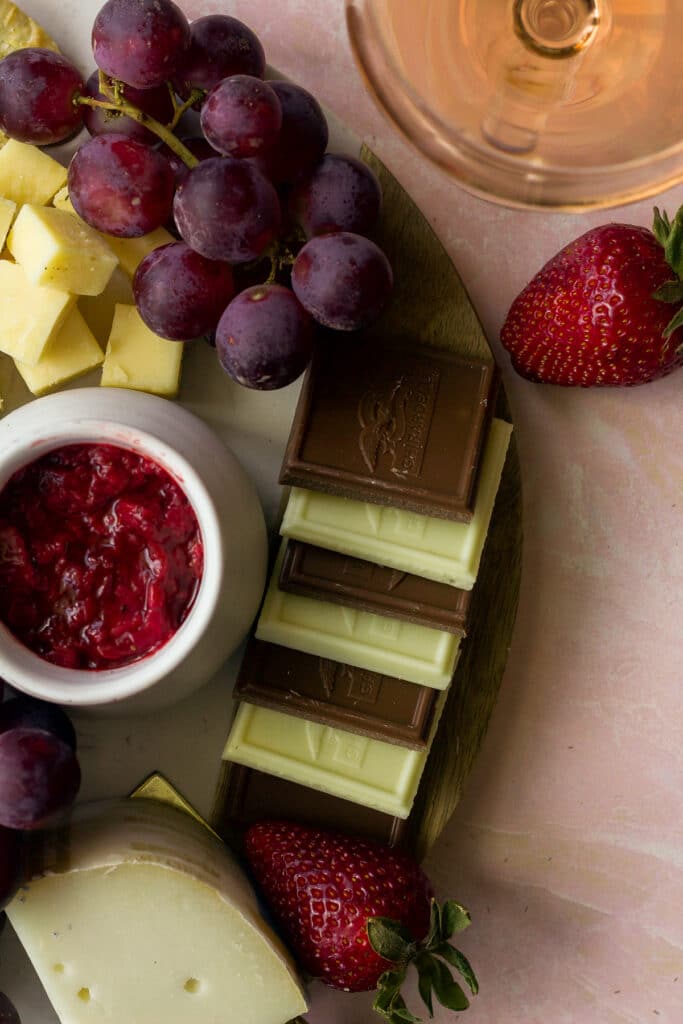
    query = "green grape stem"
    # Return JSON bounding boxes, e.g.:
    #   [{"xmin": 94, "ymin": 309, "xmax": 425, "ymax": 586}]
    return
[{"xmin": 75, "ymin": 94, "xmax": 200, "ymax": 169}]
